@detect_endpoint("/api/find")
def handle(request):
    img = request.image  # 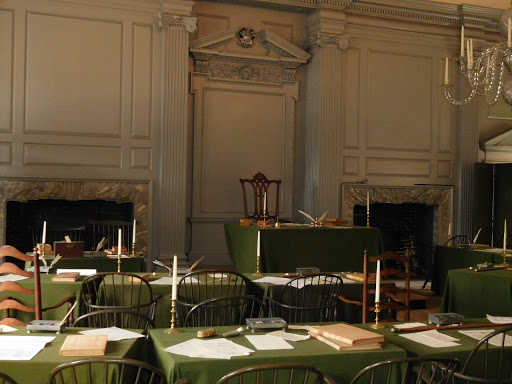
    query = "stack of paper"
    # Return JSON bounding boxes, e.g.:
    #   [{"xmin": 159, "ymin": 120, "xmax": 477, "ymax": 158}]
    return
[
  {"xmin": 165, "ymin": 338, "xmax": 254, "ymax": 359},
  {"xmin": 399, "ymin": 330, "xmax": 460, "ymax": 348},
  {"xmin": 0, "ymin": 335, "xmax": 55, "ymax": 360}
]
